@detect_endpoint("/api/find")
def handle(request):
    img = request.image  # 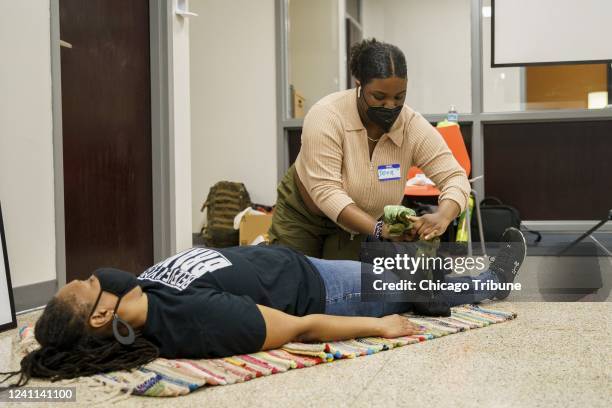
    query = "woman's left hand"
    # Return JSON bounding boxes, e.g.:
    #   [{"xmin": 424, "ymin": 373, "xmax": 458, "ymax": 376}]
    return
[{"xmin": 407, "ymin": 213, "xmax": 452, "ymax": 241}]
